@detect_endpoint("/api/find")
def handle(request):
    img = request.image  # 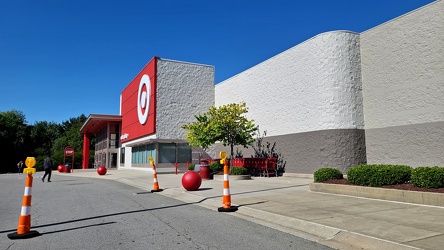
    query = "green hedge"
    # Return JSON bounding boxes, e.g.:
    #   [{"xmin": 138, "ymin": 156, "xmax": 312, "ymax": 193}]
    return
[
  {"xmin": 209, "ymin": 161, "xmax": 223, "ymax": 173},
  {"xmin": 229, "ymin": 166, "xmax": 248, "ymax": 175},
  {"xmin": 313, "ymin": 168, "xmax": 343, "ymax": 182},
  {"xmin": 347, "ymin": 164, "xmax": 412, "ymax": 187},
  {"xmin": 411, "ymin": 167, "xmax": 444, "ymax": 188}
]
